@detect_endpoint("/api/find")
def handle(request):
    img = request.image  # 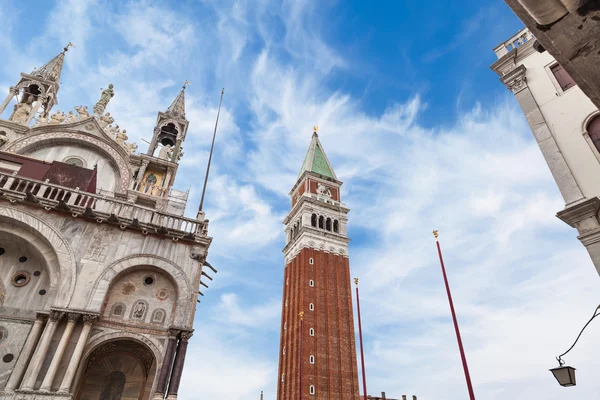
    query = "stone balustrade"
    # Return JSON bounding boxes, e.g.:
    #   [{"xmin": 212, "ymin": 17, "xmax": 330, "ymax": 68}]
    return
[
  {"xmin": 0, "ymin": 171, "xmax": 208, "ymax": 241},
  {"xmin": 493, "ymin": 28, "xmax": 535, "ymax": 59}
]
